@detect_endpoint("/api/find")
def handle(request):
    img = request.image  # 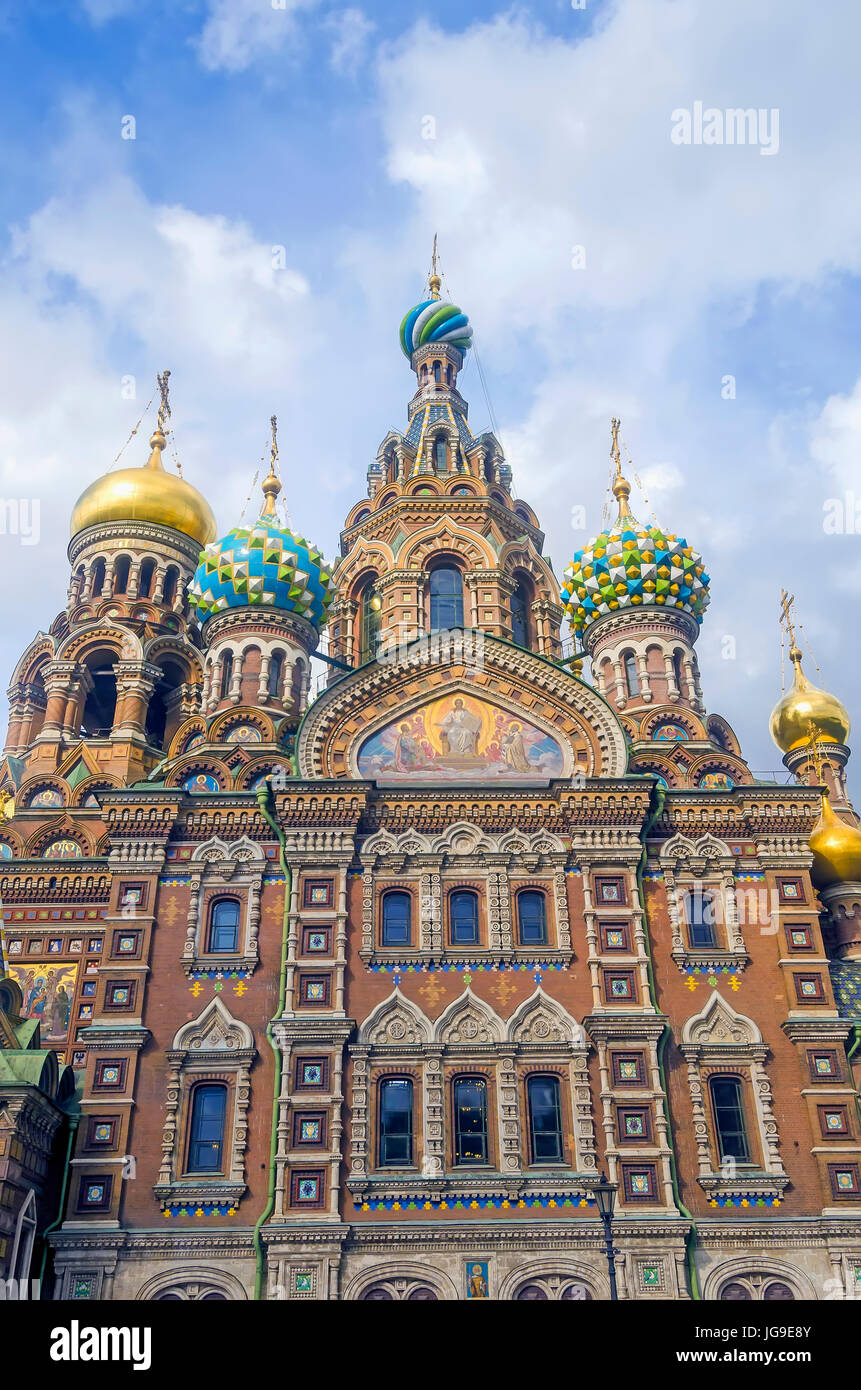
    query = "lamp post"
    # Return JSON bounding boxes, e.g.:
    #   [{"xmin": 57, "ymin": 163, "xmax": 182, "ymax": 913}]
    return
[{"xmin": 593, "ymin": 1174, "xmax": 619, "ymax": 1301}]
